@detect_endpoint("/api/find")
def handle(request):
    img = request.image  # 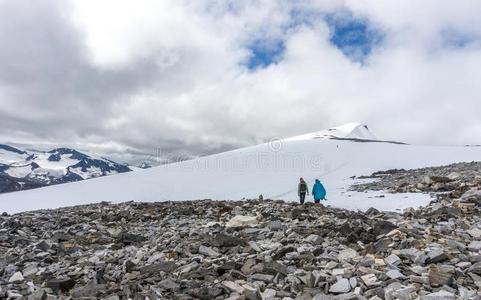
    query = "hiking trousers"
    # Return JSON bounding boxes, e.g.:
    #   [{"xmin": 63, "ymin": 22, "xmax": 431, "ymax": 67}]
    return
[{"xmin": 299, "ymin": 192, "xmax": 306, "ymax": 204}]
